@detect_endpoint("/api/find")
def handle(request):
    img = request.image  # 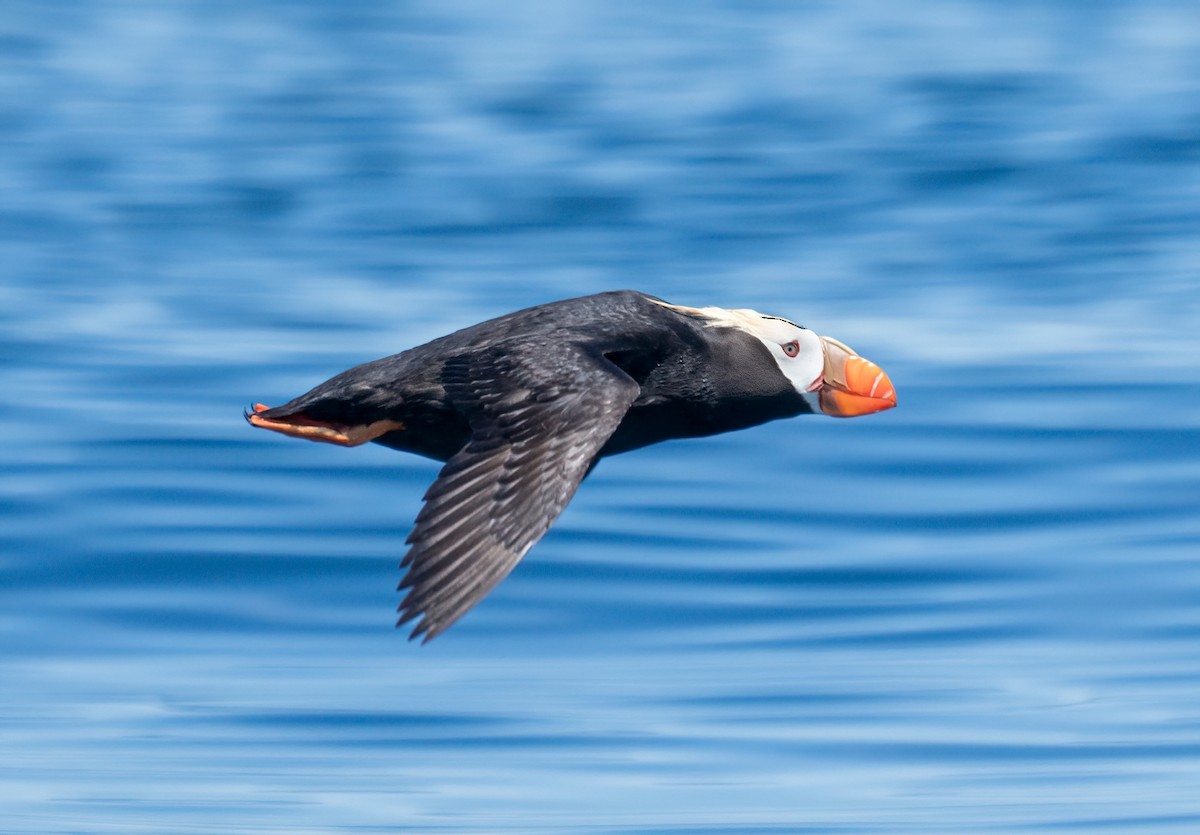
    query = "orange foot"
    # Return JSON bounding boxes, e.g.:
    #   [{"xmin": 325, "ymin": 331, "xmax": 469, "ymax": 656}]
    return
[{"xmin": 246, "ymin": 404, "xmax": 404, "ymax": 447}]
